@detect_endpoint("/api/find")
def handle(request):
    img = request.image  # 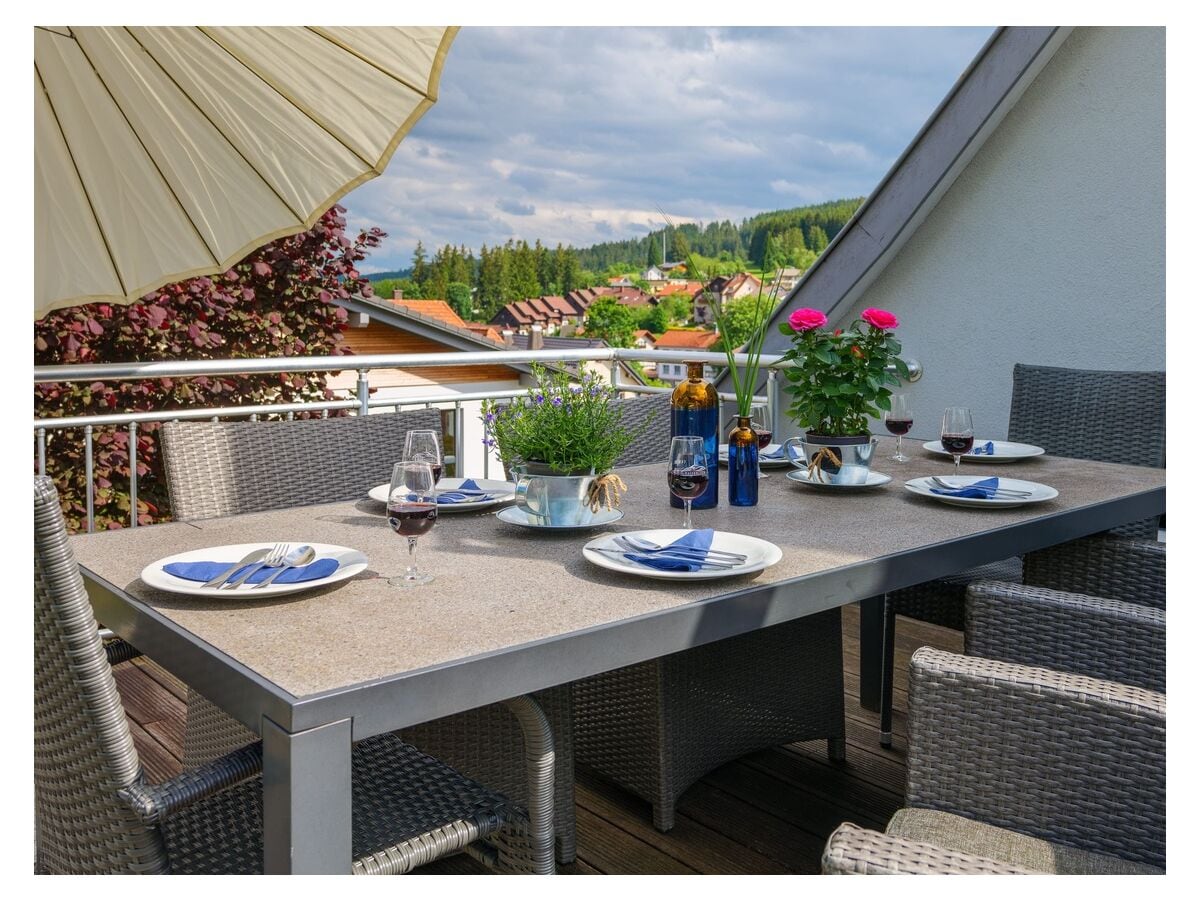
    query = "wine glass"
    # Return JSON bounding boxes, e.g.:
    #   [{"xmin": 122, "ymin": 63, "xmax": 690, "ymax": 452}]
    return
[
  {"xmin": 885, "ymin": 395, "xmax": 913, "ymax": 462},
  {"xmin": 940, "ymin": 407, "xmax": 975, "ymax": 477},
  {"xmin": 668, "ymin": 436, "xmax": 709, "ymax": 530},
  {"xmin": 387, "ymin": 461, "xmax": 437, "ymax": 586},
  {"xmin": 404, "ymin": 430, "xmax": 443, "ymax": 487},
  {"xmin": 749, "ymin": 403, "xmax": 773, "ymax": 479}
]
